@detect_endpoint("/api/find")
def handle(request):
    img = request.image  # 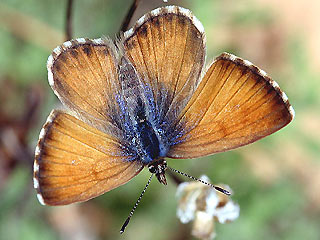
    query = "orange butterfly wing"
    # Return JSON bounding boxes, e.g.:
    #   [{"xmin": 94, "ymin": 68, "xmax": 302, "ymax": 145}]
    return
[
  {"xmin": 122, "ymin": 6, "xmax": 206, "ymax": 117},
  {"xmin": 168, "ymin": 53, "xmax": 294, "ymax": 158},
  {"xmin": 47, "ymin": 38, "xmax": 120, "ymax": 131},
  {"xmin": 34, "ymin": 110, "xmax": 143, "ymax": 205},
  {"xmin": 35, "ymin": 38, "xmax": 144, "ymax": 205}
]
